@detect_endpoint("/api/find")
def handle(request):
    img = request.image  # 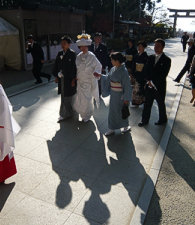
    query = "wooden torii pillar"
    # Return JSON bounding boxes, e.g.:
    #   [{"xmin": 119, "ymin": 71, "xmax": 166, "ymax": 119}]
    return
[{"xmin": 168, "ymin": 8, "xmax": 195, "ymax": 36}]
